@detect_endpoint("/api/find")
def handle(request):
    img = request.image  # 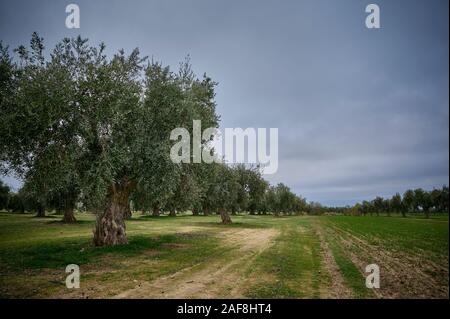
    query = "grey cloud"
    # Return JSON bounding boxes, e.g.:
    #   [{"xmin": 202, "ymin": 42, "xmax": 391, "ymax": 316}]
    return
[{"xmin": 0, "ymin": 0, "xmax": 448, "ymax": 206}]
